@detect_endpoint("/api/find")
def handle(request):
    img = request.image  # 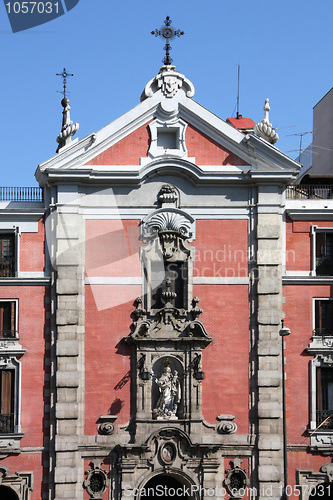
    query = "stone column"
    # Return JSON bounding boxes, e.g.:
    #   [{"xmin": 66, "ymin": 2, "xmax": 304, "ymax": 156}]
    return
[{"xmin": 256, "ymin": 187, "xmax": 284, "ymax": 500}]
